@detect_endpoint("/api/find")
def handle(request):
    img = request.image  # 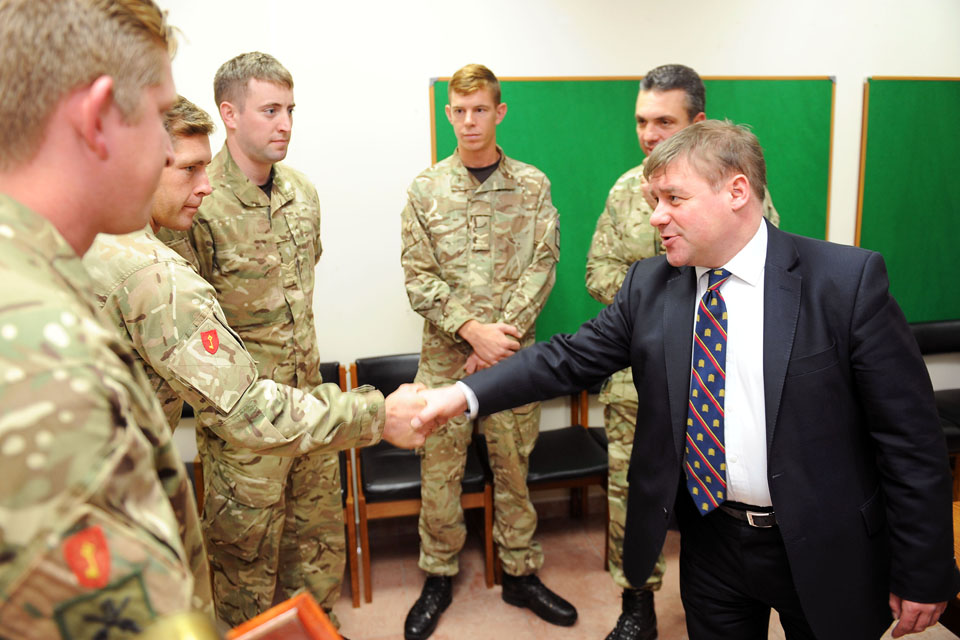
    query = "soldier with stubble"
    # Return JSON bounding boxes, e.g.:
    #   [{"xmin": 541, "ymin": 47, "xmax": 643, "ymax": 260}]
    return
[{"xmin": 179, "ymin": 53, "xmax": 351, "ymax": 627}]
